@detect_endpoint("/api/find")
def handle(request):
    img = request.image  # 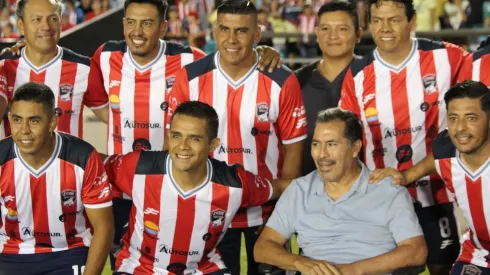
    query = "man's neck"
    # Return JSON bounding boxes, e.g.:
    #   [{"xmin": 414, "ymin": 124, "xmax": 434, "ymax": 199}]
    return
[
  {"xmin": 324, "ymin": 163, "xmax": 362, "ymax": 201},
  {"xmin": 25, "ymin": 46, "xmax": 59, "ymax": 68},
  {"xmin": 317, "ymin": 54, "xmax": 354, "ymax": 82},
  {"xmin": 132, "ymin": 41, "xmax": 161, "ymax": 67},
  {"xmin": 171, "ymin": 162, "xmax": 208, "ymax": 192},
  {"xmin": 219, "ymin": 51, "xmax": 257, "ymax": 82},
  {"xmin": 460, "ymin": 140, "xmax": 490, "ymax": 173},
  {"xmin": 20, "ymin": 134, "xmax": 56, "ymax": 170},
  {"xmin": 377, "ymin": 39, "xmax": 413, "ymax": 67}
]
